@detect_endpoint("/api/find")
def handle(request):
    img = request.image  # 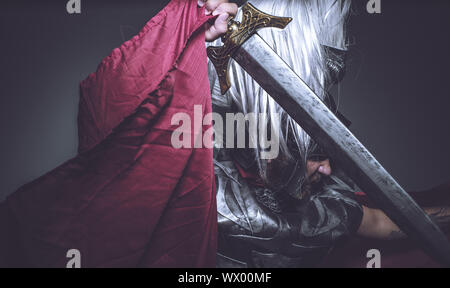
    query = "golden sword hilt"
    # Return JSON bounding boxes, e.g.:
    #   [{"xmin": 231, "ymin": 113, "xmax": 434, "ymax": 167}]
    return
[{"xmin": 207, "ymin": 2, "xmax": 292, "ymax": 95}]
